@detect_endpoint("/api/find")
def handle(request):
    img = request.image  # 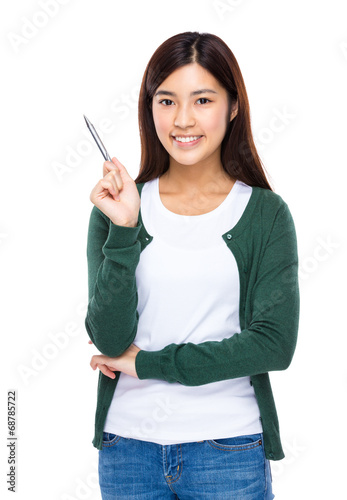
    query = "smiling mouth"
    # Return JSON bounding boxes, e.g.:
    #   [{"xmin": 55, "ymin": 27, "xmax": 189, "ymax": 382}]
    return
[{"xmin": 172, "ymin": 135, "xmax": 203, "ymax": 144}]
